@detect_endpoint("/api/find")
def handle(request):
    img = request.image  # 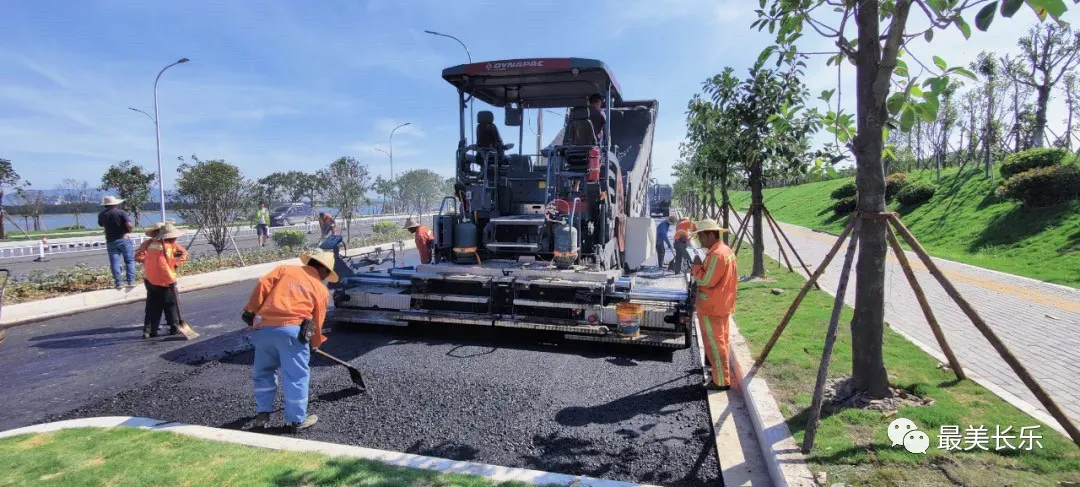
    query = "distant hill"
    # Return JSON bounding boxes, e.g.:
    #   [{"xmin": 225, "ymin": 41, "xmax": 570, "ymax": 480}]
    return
[{"xmin": 729, "ymin": 167, "xmax": 1080, "ymax": 288}]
